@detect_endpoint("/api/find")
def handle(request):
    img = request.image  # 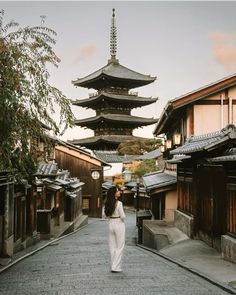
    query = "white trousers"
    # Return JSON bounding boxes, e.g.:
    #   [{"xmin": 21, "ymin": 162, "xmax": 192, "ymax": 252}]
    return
[{"xmin": 108, "ymin": 218, "xmax": 125, "ymax": 272}]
